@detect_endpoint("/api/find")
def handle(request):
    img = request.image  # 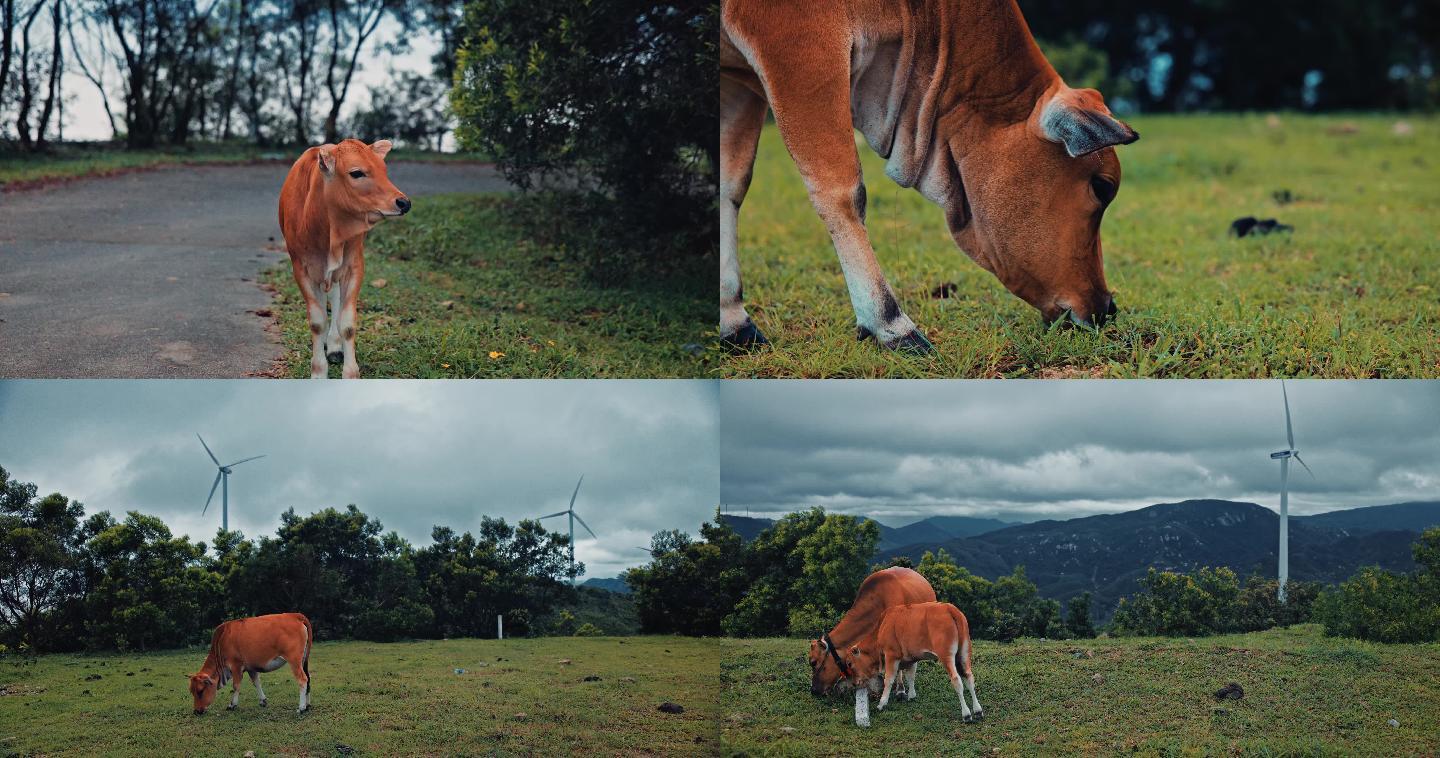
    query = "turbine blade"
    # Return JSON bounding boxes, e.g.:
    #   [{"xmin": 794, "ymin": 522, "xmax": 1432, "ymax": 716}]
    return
[
  {"xmin": 1281, "ymin": 381, "xmax": 1294, "ymax": 450},
  {"xmin": 538, "ymin": 511, "xmax": 568, "ymax": 520},
  {"xmin": 225, "ymin": 455, "xmax": 266, "ymax": 467},
  {"xmin": 1294, "ymin": 453, "xmax": 1315, "ymax": 478},
  {"xmin": 203, "ymin": 471, "xmax": 222, "ymax": 514},
  {"xmin": 197, "ymin": 433, "xmax": 220, "ymax": 466},
  {"xmin": 569, "ymin": 475, "xmax": 584, "ymax": 510},
  {"xmin": 573, "ymin": 512, "xmax": 597, "ymax": 540}
]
